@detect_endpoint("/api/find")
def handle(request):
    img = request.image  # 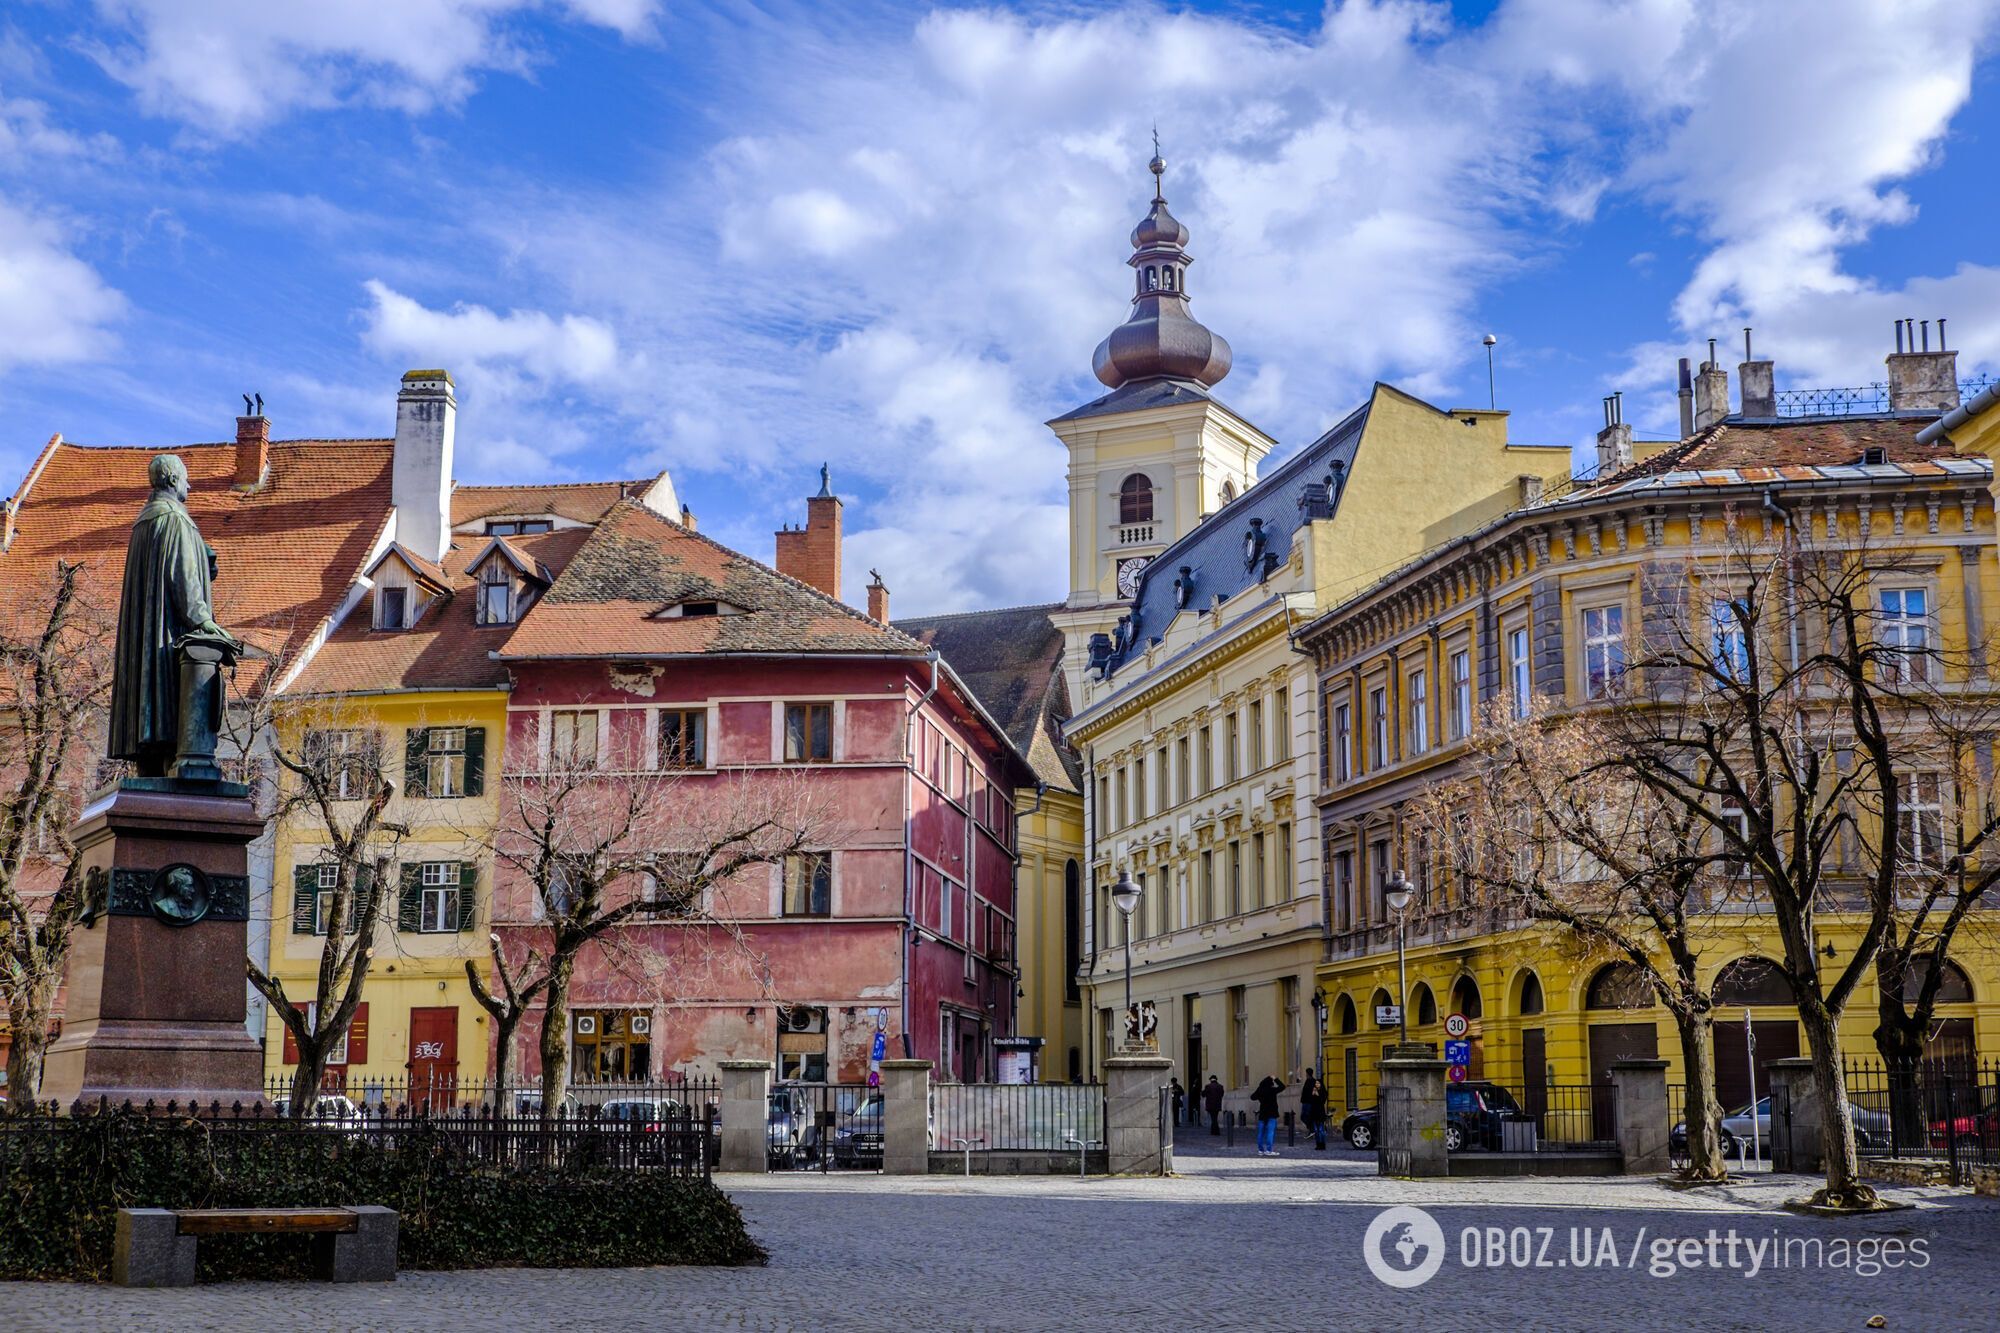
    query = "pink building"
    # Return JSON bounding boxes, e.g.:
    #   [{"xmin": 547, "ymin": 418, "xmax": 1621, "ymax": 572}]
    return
[{"xmin": 491, "ymin": 486, "xmax": 1032, "ymax": 1085}]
